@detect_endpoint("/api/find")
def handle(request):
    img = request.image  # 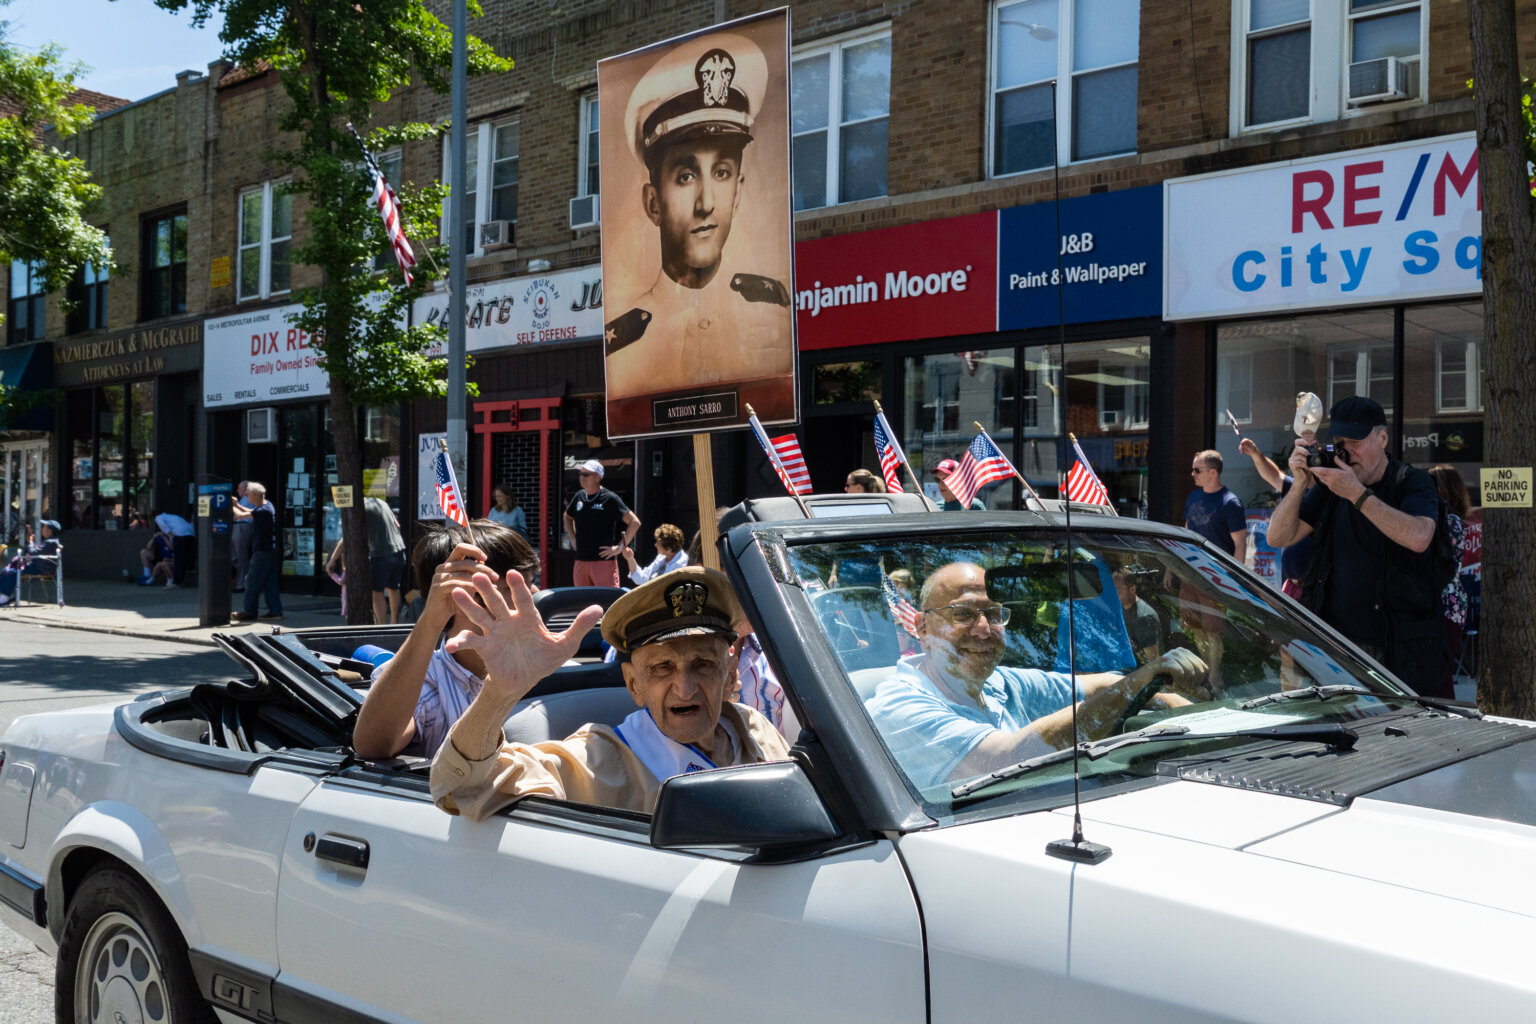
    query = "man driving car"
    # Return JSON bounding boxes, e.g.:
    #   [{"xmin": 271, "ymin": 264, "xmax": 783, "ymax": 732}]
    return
[
  {"xmin": 431, "ymin": 566, "xmax": 790, "ymax": 819},
  {"xmin": 864, "ymin": 561, "xmax": 1207, "ymax": 789}
]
